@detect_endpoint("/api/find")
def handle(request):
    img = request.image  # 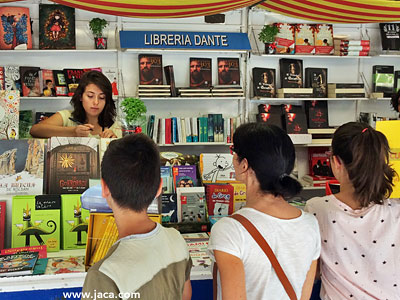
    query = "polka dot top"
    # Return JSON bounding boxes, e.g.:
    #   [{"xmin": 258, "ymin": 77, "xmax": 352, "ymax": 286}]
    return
[{"xmin": 305, "ymin": 195, "xmax": 400, "ymax": 300}]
